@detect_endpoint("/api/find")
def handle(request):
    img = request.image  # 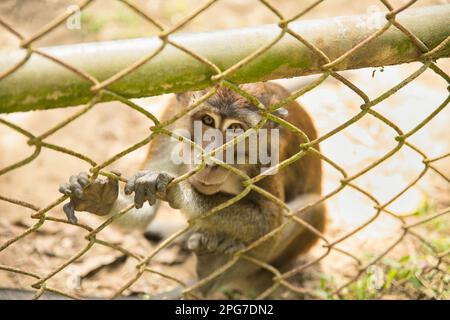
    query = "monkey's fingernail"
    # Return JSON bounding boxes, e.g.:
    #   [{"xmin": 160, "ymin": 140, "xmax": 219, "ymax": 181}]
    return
[
  {"xmin": 78, "ymin": 175, "xmax": 89, "ymax": 187},
  {"xmin": 276, "ymin": 107, "xmax": 288, "ymax": 117},
  {"xmin": 134, "ymin": 198, "xmax": 143, "ymax": 209},
  {"xmin": 59, "ymin": 184, "xmax": 71, "ymax": 195}
]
